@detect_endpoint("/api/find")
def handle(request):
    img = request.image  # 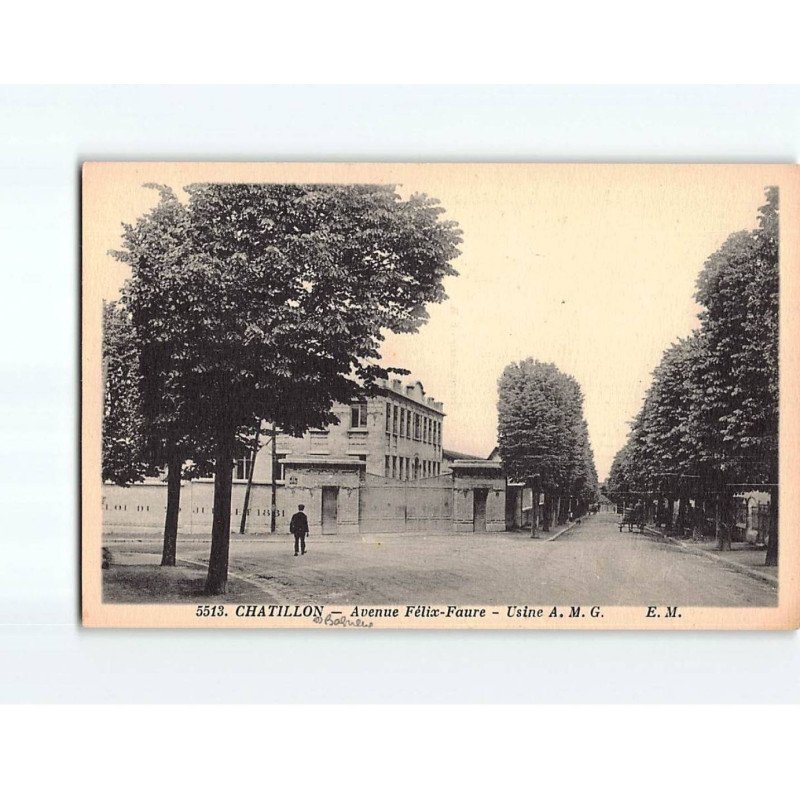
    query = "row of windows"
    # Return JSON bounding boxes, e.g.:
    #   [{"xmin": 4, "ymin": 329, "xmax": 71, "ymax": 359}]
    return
[
  {"xmin": 384, "ymin": 456, "xmax": 441, "ymax": 481},
  {"xmin": 385, "ymin": 402, "xmax": 441, "ymax": 446}
]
